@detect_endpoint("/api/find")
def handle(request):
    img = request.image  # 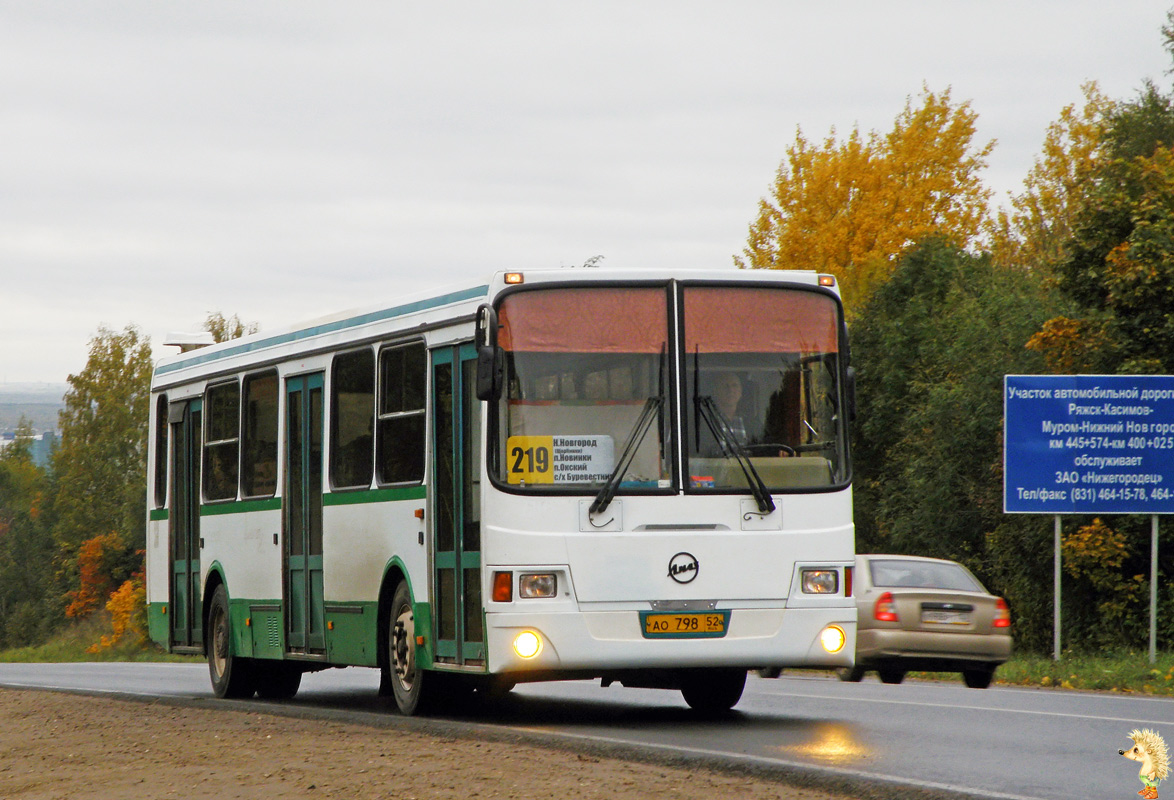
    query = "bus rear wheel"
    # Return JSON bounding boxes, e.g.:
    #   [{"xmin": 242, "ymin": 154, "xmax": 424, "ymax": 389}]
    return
[
  {"xmin": 254, "ymin": 662, "xmax": 303, "ymax": 700},
  {"xmin": 680, "ymin": 668, "xmax": 746, "ymax": 714},
  {"xmin": 388, "ymin": 581, "xmax": 433, "ymax": 715},
  {"xmin": 208, "ymin": 585, "xmax": 255, "ymax": 699}
]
